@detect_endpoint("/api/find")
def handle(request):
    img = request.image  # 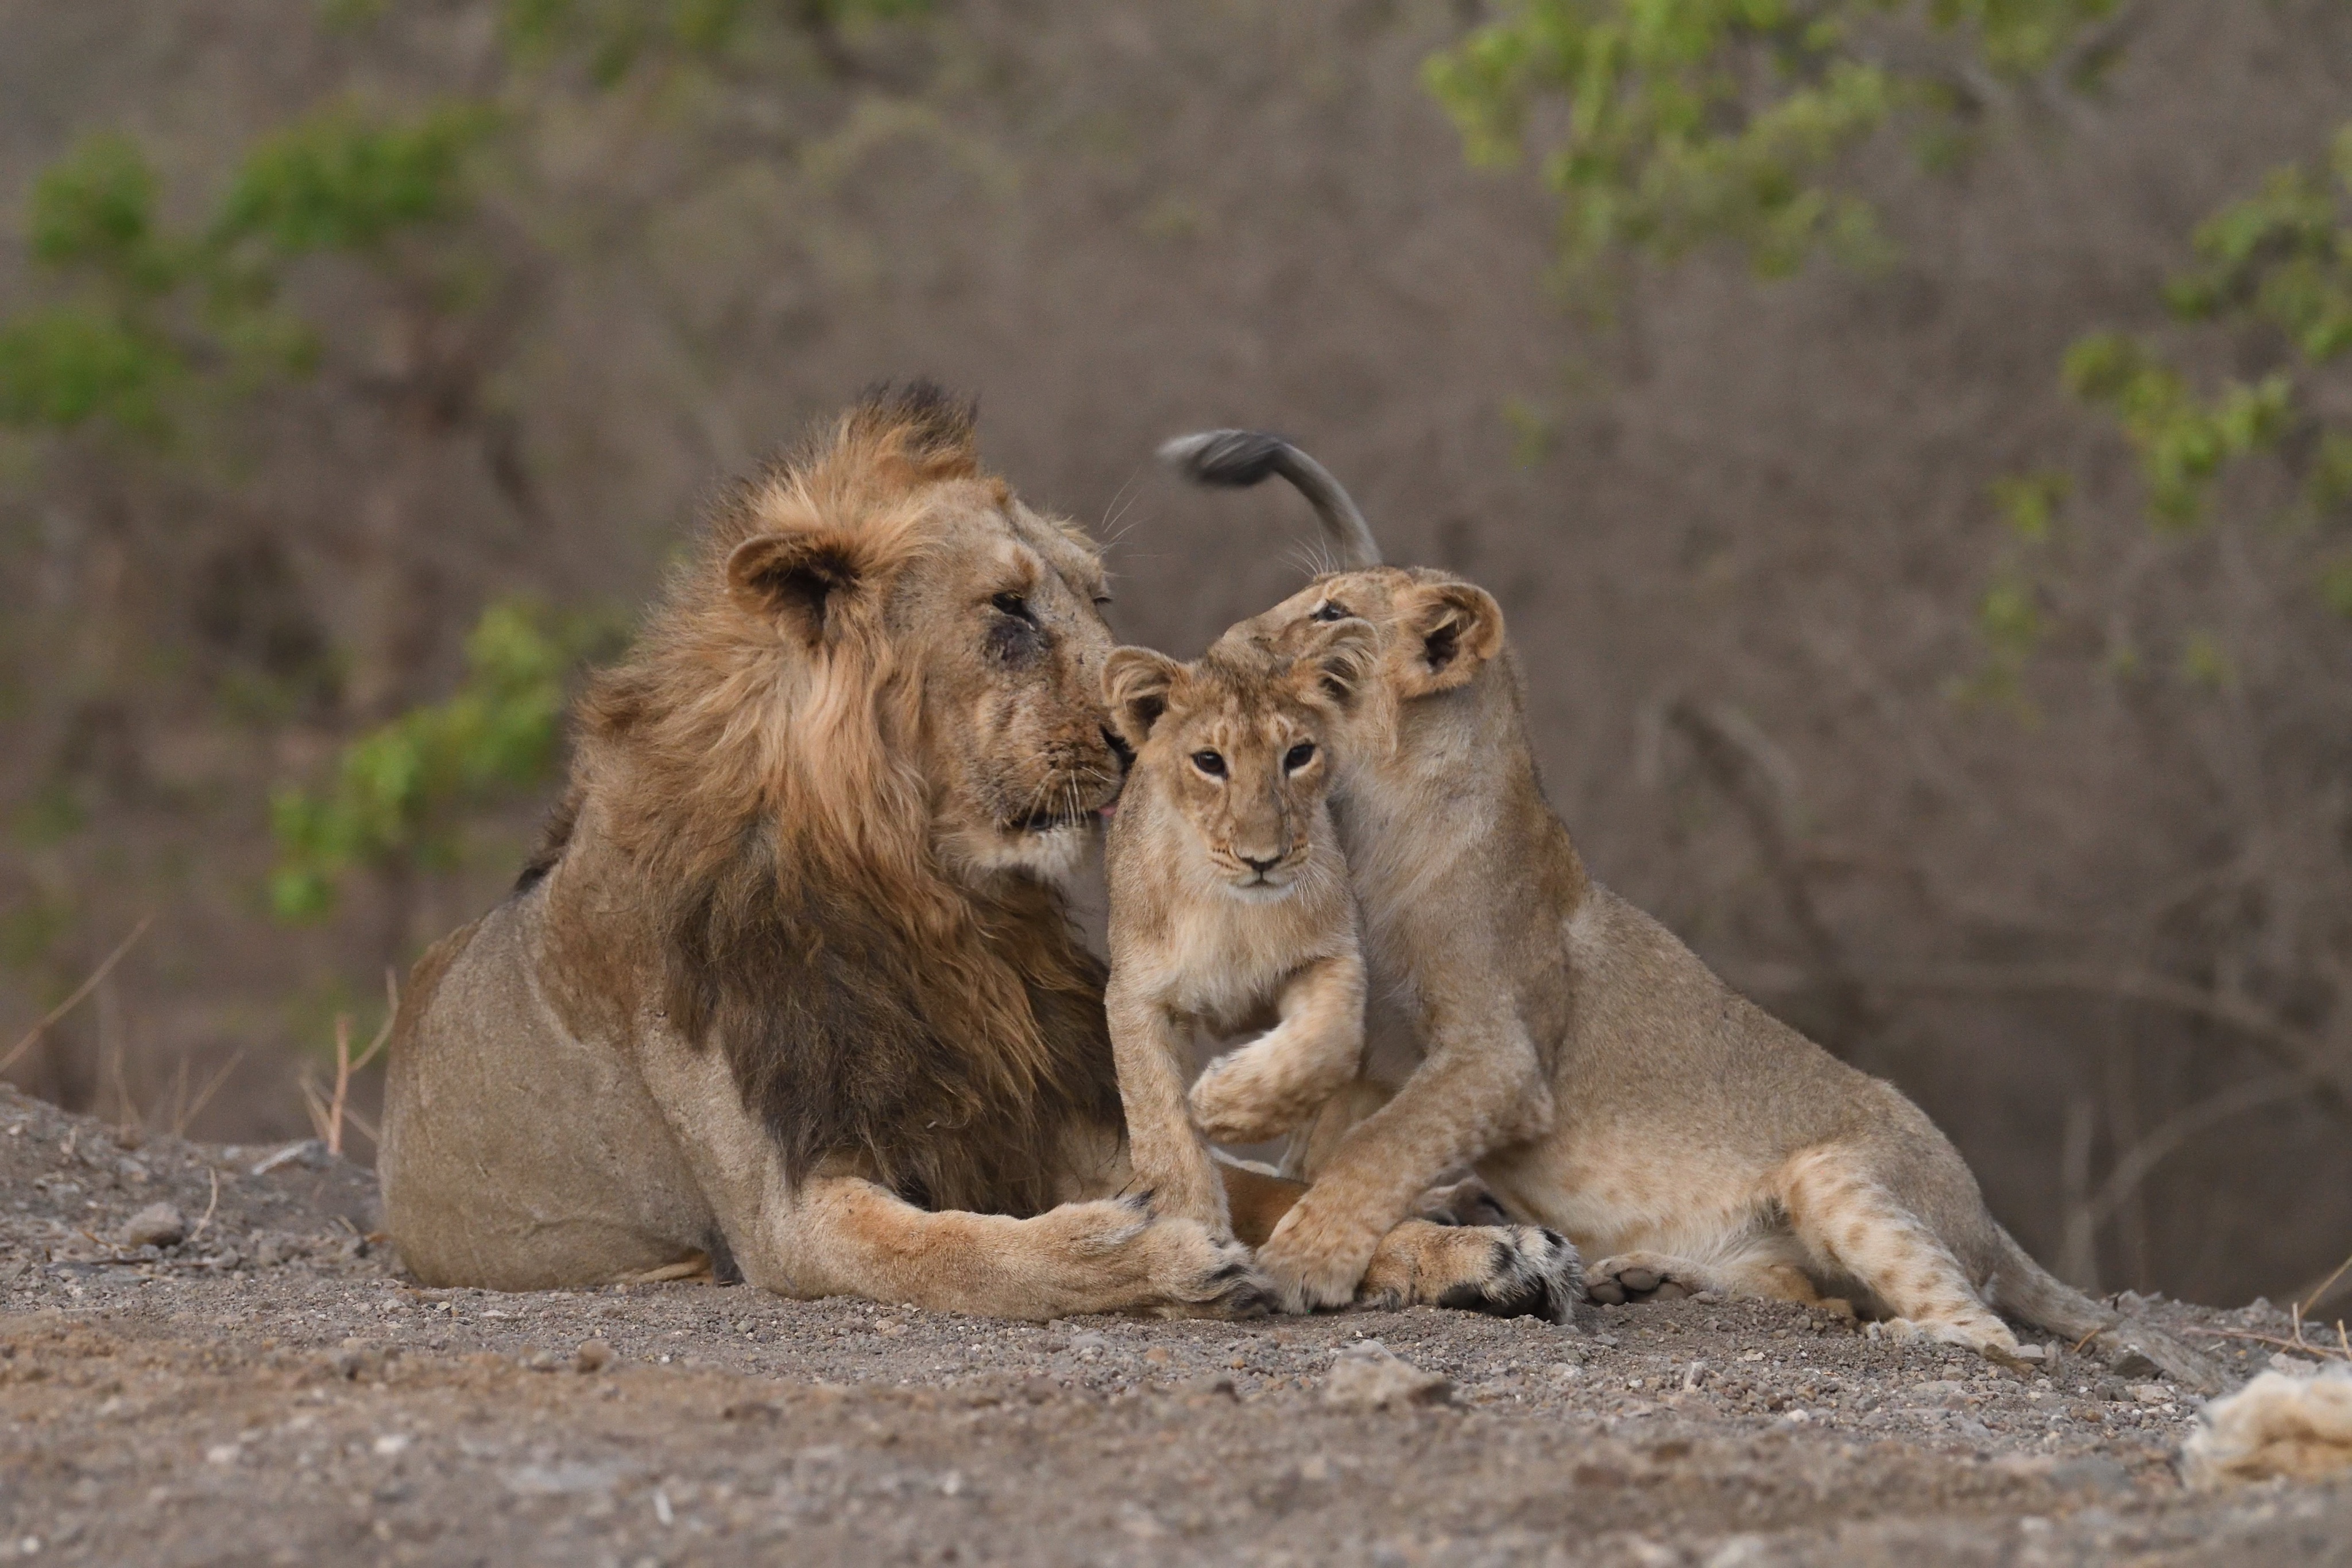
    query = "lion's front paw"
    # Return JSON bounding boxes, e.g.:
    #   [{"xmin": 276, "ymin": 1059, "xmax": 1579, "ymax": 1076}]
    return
[
  {"xmin": 1586, "ymin": 1252, "xmax": 1718, "ymax": 1306},
  {"xmin": 1036, "ymin": 1197, "xmax": 1272, "ymax": 1319}
]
